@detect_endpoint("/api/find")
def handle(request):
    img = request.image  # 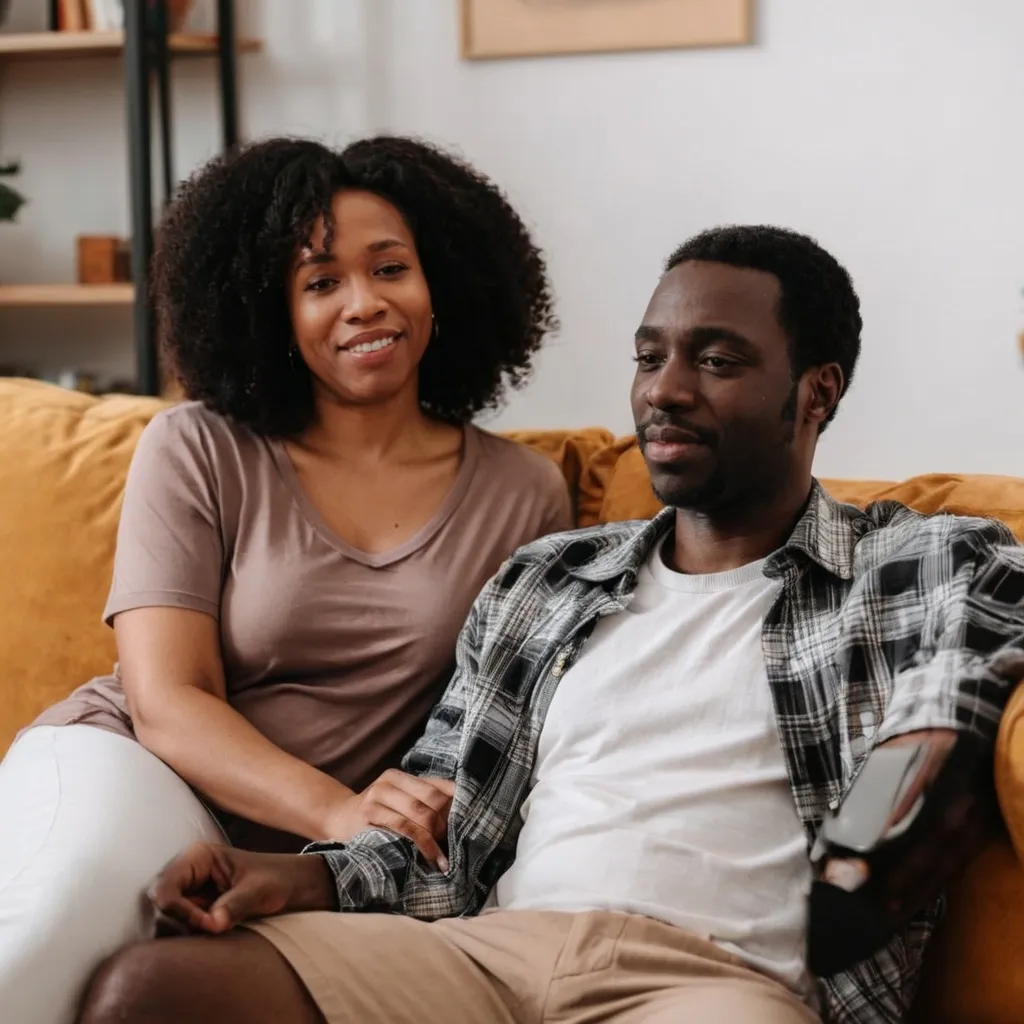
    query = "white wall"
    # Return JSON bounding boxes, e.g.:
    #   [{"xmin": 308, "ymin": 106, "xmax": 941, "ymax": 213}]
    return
[{"xmin": 1, "ymin": 0, "xmax": 1022, "ymax": 479}]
